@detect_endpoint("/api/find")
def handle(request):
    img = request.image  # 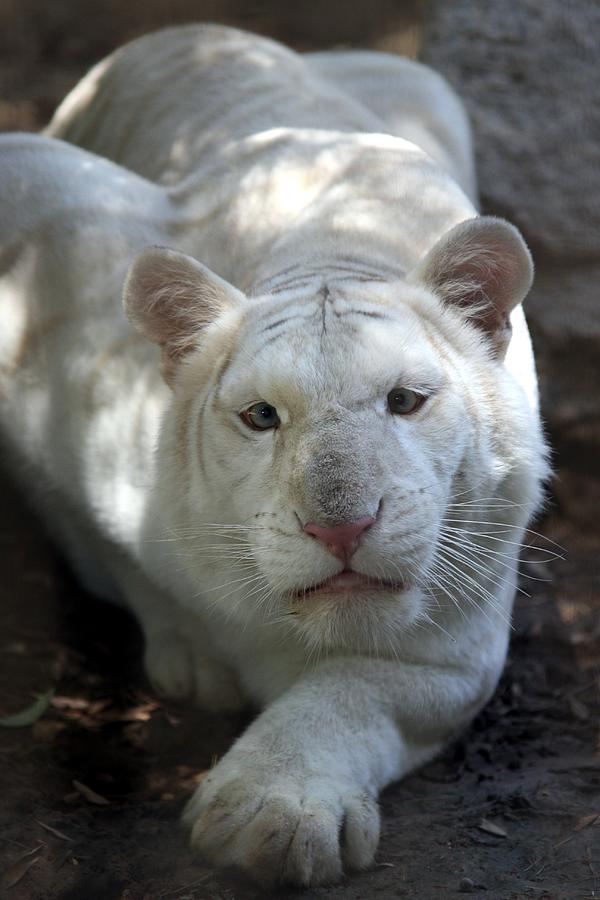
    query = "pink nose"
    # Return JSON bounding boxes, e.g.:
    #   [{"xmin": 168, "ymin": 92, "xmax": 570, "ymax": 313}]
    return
[{"xmin": 303, "ymin": 516, "xmax": 376, "ymax": 562}]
